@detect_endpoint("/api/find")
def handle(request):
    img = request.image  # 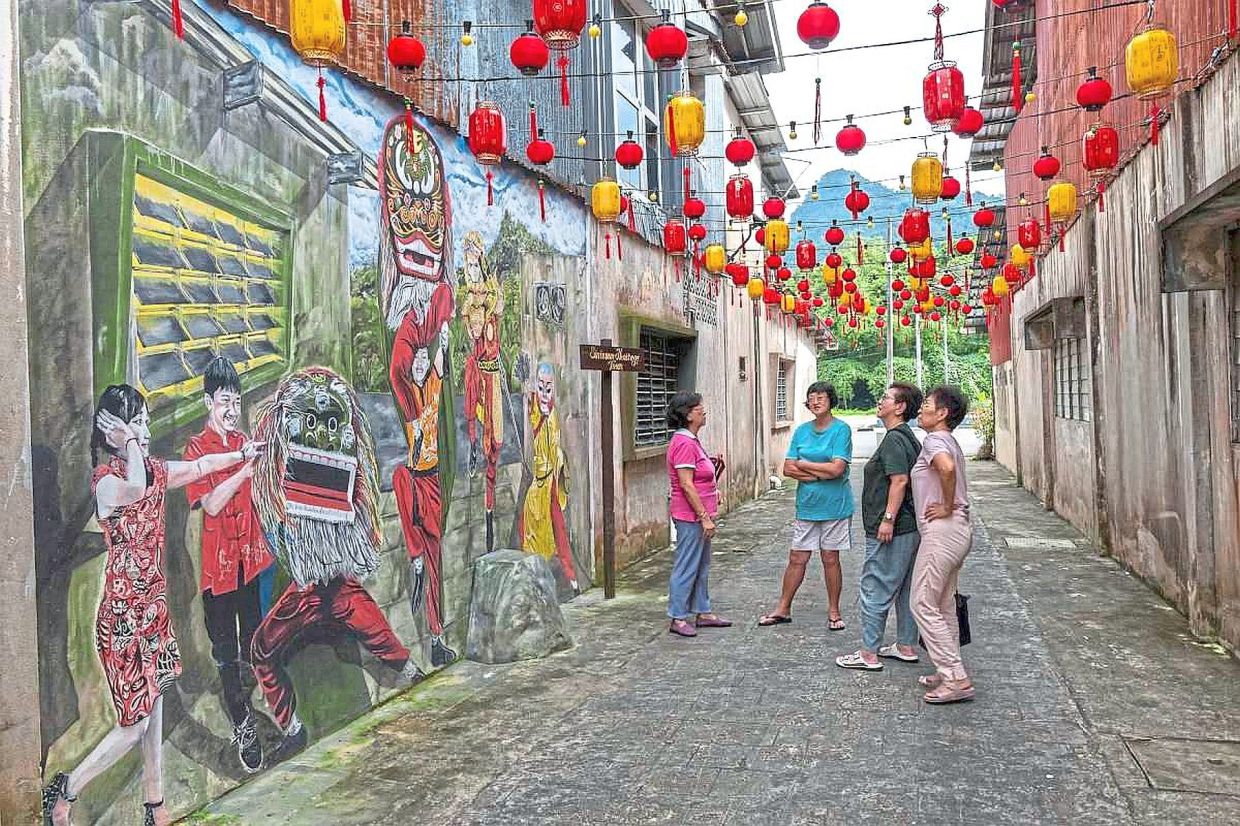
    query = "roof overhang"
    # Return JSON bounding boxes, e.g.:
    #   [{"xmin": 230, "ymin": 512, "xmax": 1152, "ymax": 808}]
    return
[
  {"xmin": 969, "ymin": 2, "xmax": 1037, "ymax": 171},
  {"xmin": 726, "ymin": 72, "xmax": 798, "ymax": 199},
  {"xmin": 710, "ymin": 1, "xmax": 784, "ymax": 75}
]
